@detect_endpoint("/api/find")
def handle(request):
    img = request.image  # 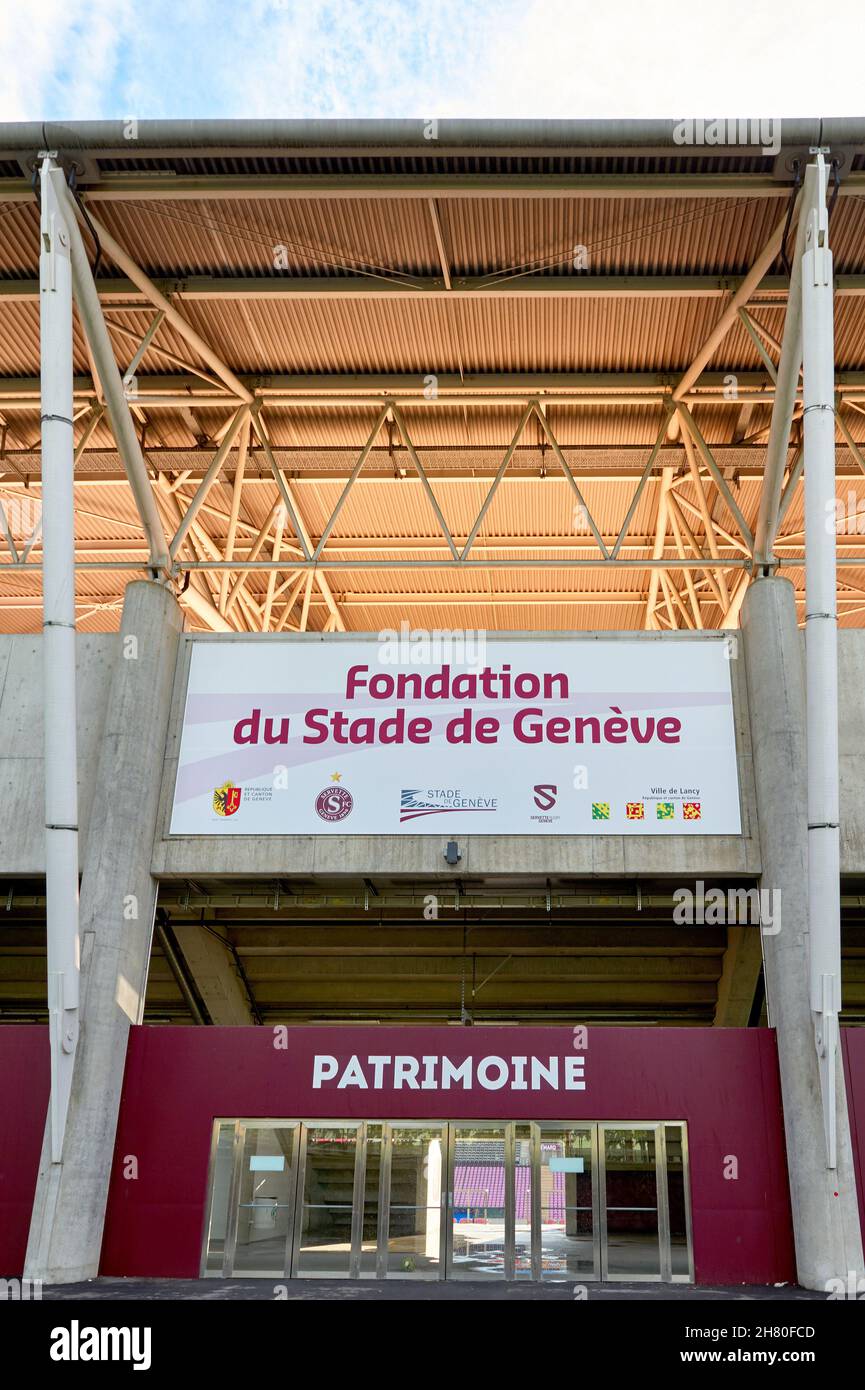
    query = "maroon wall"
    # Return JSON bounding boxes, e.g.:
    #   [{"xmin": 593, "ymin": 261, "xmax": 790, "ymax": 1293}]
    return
[
  {"xmin": 843, "ymin": 1029, "xmax": 865, "ymax": 1236},
  {"xmin": 0, "ymin": 1027, "xmax": 49, "ymax": 1275},
  {"xmin": 97, "ymin": 1024, "xmax": 796, "ymax": 1285},
  {"xmin": 0, "ymin": 1024, "xmax": 819, "ymax": 1284}
]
